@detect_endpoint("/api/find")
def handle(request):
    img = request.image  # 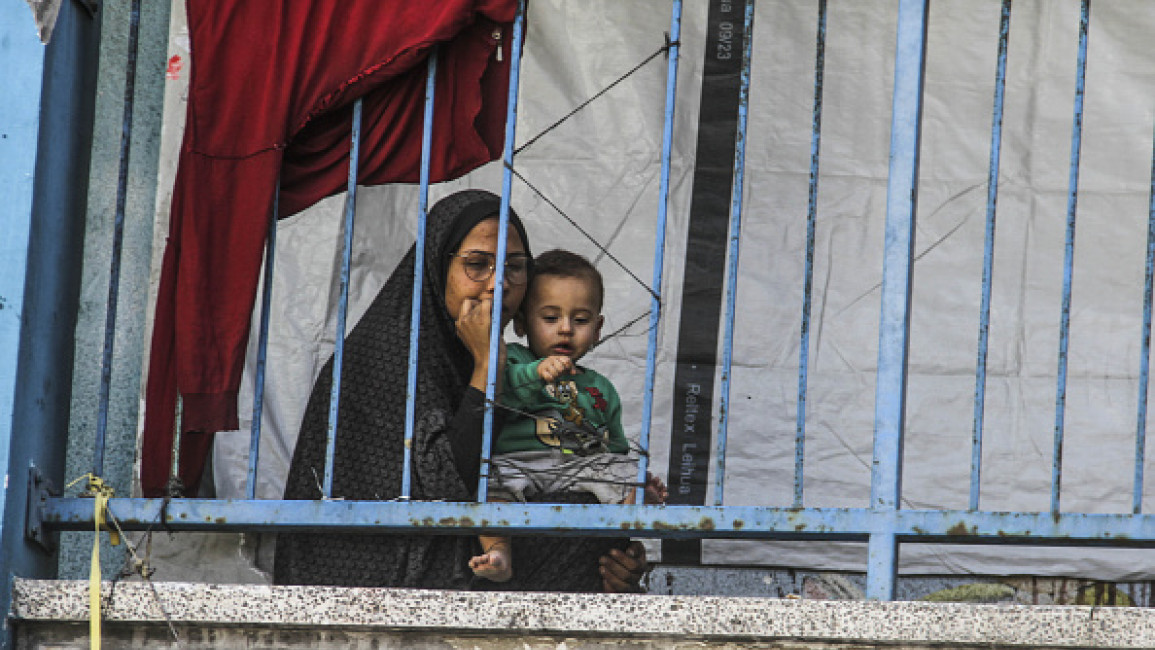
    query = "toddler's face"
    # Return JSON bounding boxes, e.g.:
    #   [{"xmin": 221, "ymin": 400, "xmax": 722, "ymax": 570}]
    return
[{"xmin": 520, "ymin": 275, "xmax": 603, "ymax": 363}]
